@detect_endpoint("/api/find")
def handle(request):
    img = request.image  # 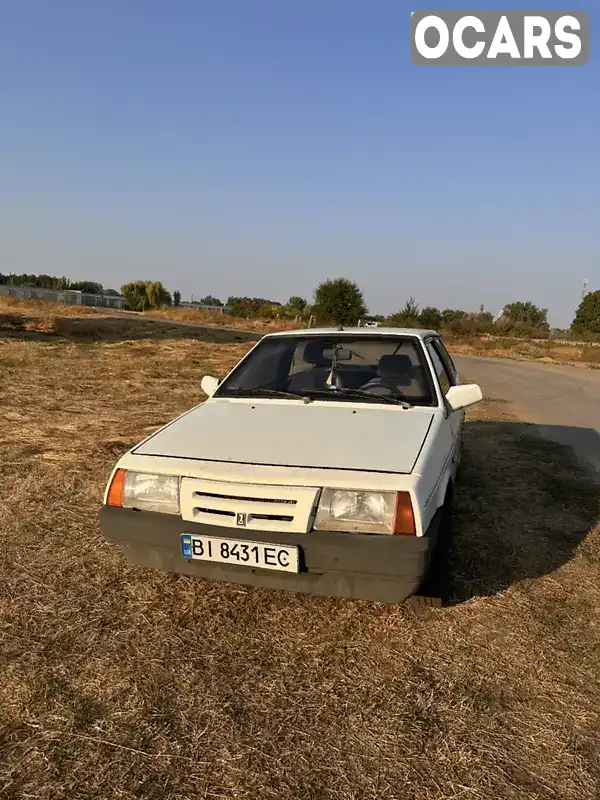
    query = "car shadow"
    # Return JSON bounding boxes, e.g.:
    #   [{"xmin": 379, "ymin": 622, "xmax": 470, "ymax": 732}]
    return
[
  {"xmin": 0, "ymin": 312, "xmax": 262, "ymax": 345},
  {"xmin": 447, "ymin": 420, "xmax": 600, "ymax": 605}
]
